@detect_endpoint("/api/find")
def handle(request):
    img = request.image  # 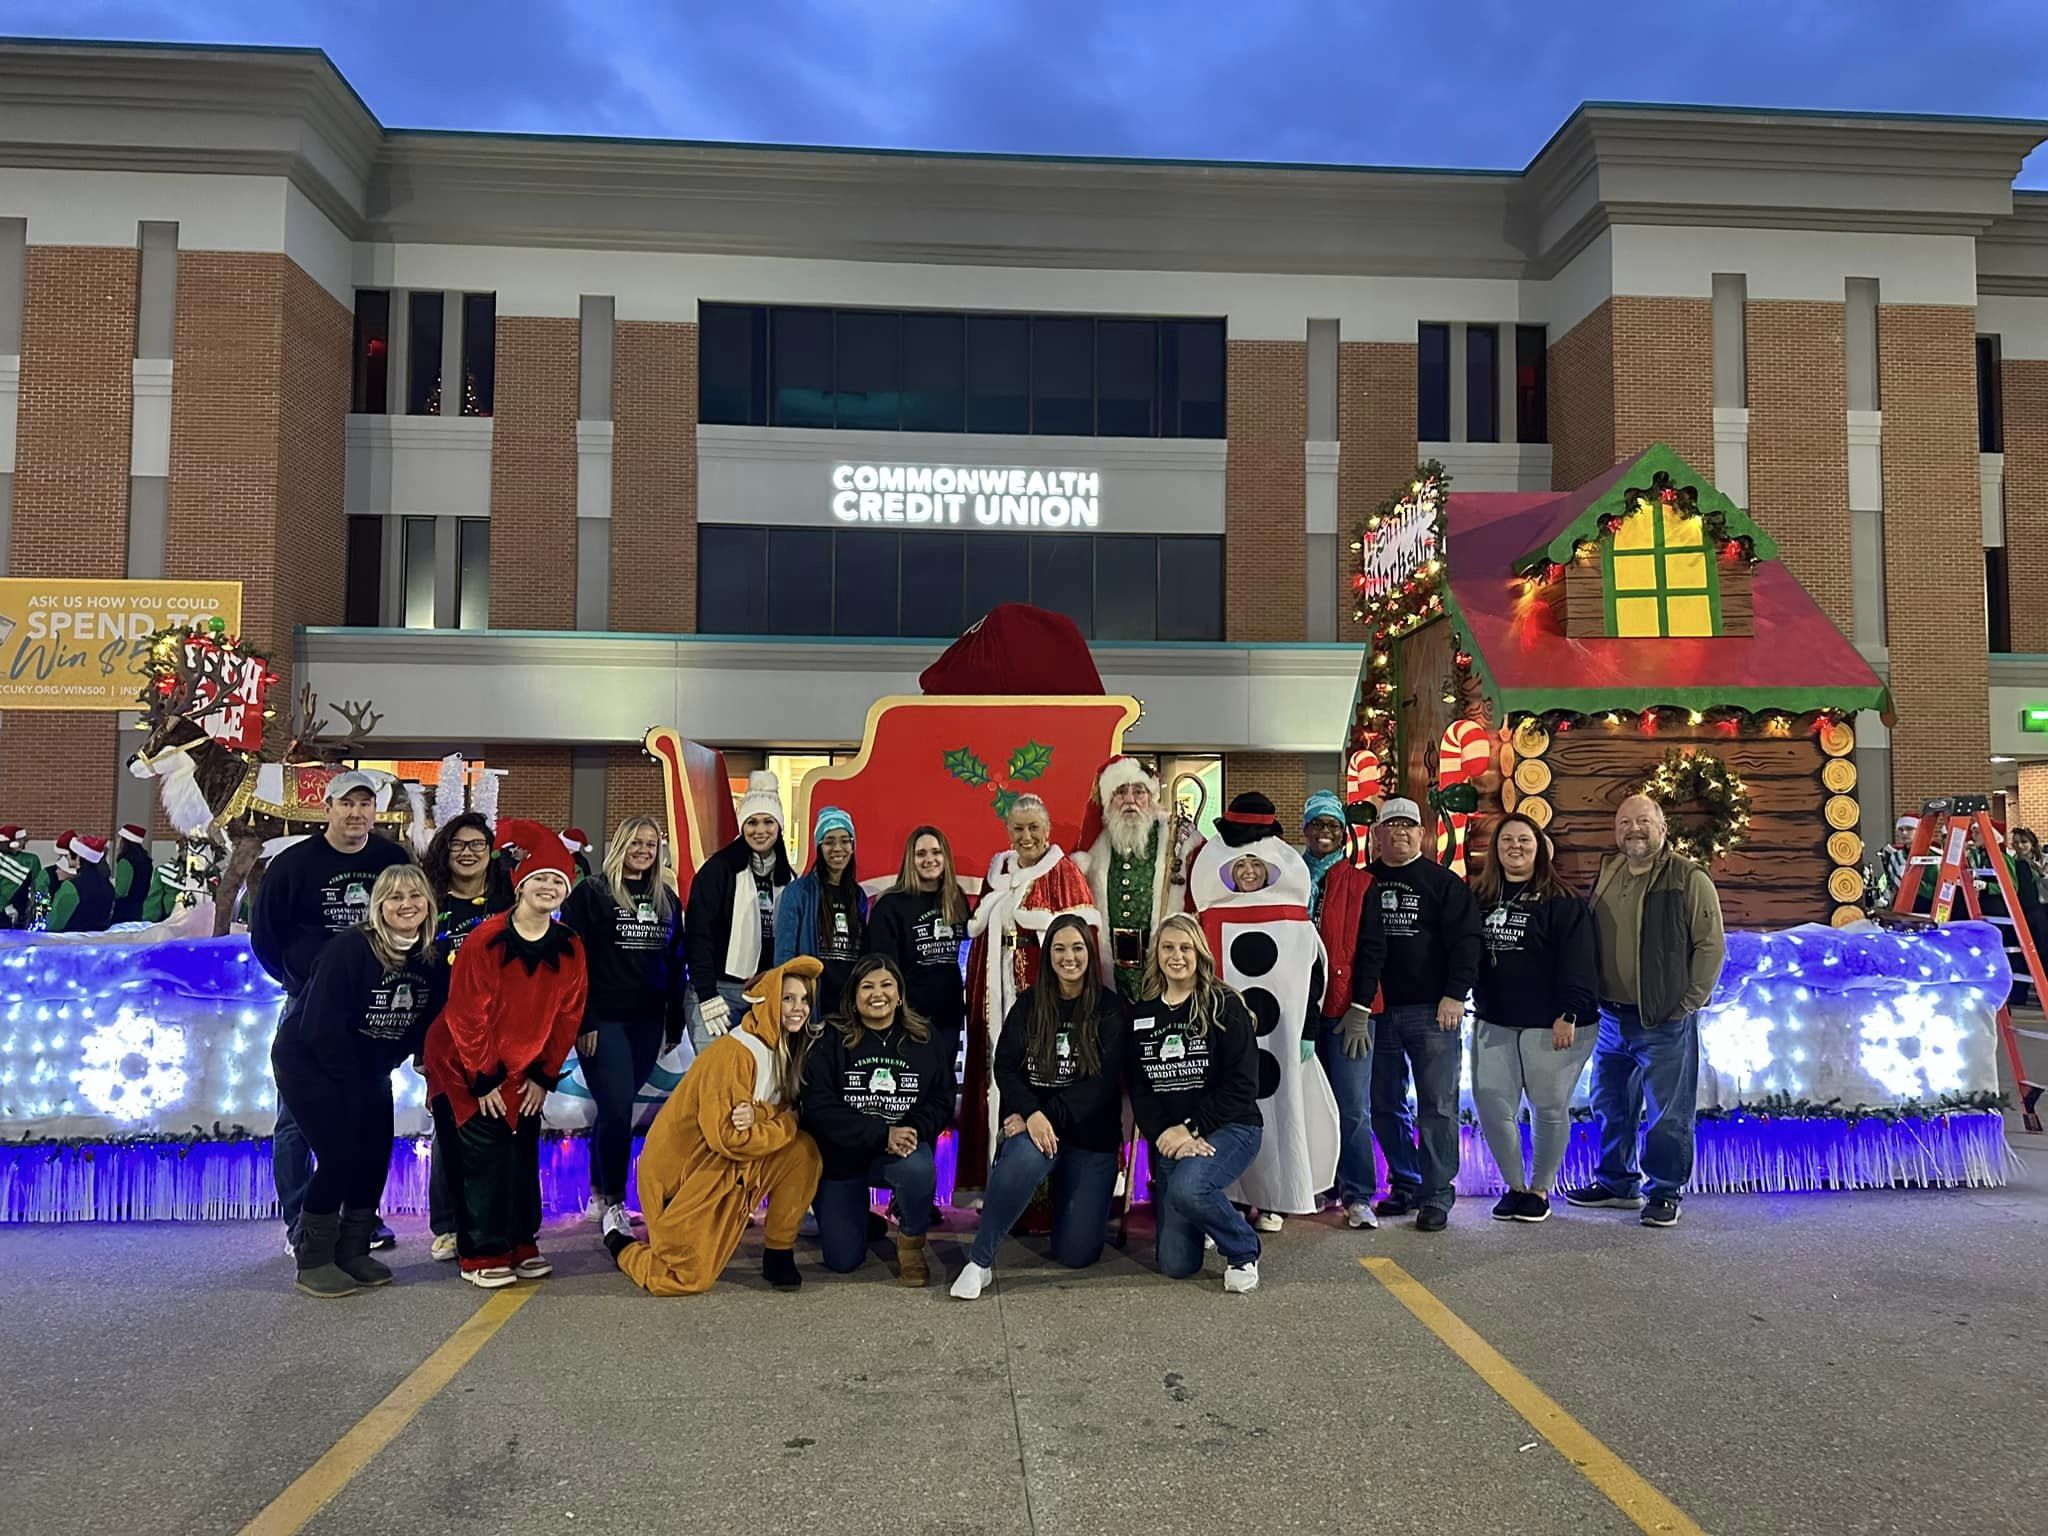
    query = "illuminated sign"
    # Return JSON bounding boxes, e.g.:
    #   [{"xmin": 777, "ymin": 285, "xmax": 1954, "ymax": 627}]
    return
[
  {"xmin": 831, "ymin": 463, "xmax": 1100, "ymax": 529},
  {"xmin": 1355, "ymin": 483, "xmax": 1441, "ymax": 601},
  {"xmin": 2021, "ymin": 706, "xmax": 2048, "ymax": 734}
]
